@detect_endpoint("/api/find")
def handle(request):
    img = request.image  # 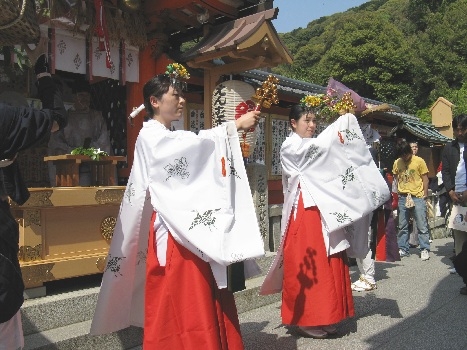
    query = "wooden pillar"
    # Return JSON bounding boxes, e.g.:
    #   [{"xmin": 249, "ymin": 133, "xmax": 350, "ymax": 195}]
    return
[
  {"xmin": 204, "ymin": 68, "xmax": 224, "ymax": 129},
  {"xmin": 123, "ymin": 43, "xmax": 171, "ymax": 176},
  {"xmin": 203, "ymin": 70, "xmax": 213, "ymax": 129}
]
